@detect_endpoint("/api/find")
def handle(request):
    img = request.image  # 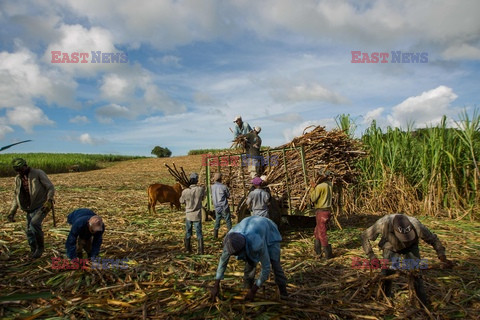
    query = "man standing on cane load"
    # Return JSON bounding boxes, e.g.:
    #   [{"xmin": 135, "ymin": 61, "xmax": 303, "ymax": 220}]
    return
[
  {"xmin": 180, "ymin": 173, "xmax": 206, "ymax": 254},
  {"xmin": 310, "ymin": 169, "xmax": 333, "ymax": 259},
  {"xmin": 211, "ymin": 173, "xmax": 232, "ymax": 239},
  {"xmin": 232, "ymin": 115, "xmax": 252, "ymax": 139},
  {"xmin": 7, "ymin": 158, "xmax": 55, "ymax": 259}
]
